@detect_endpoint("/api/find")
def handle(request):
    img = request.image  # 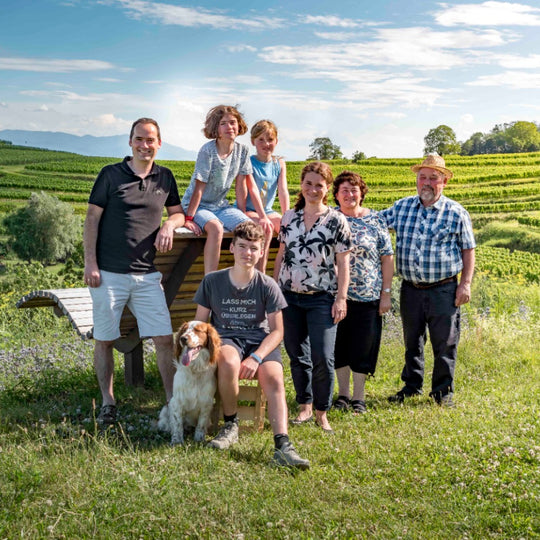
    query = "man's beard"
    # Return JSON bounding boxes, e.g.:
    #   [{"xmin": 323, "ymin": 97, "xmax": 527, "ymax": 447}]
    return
[{"xmin": 419, "ymin": 187, "xmax": 435, "ymax": 204}]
